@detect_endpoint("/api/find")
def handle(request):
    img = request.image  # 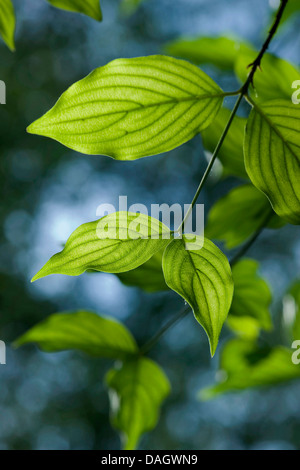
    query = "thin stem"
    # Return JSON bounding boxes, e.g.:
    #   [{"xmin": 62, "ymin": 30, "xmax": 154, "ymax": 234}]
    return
[
  {"xmin": 178, "ymin": 92, "xmax": 244, "ymax": 234},
  {"xmin": 178, "ymin": 0, "xmax": 289, "ymax": 233},
  {"xmin": 241, "ymin": 0, "xmax": 289, "ymax": 94},
  {"xmin": 140, "ymin": 305, "xmax": 191, "ymax": 355}
]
